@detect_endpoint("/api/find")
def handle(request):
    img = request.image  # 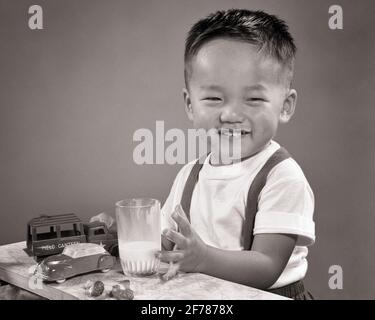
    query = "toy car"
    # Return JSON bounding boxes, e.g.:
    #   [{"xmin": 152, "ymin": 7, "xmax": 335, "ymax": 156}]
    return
[{"xmin": 35, "ymin": 243, "xmax": 116, "ymax": 283}]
